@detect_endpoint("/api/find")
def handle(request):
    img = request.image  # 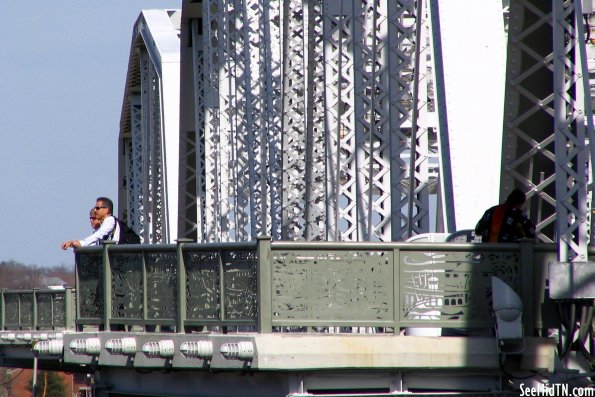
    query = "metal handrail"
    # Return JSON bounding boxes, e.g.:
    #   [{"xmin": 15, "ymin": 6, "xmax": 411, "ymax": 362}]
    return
[
  {"xmin": 0, "ymin": 288, "xmax": 74, "ymax": 330},
  {"xmin": 68, "ymin": 238, "xmax": 557, "ymax": 334}
]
